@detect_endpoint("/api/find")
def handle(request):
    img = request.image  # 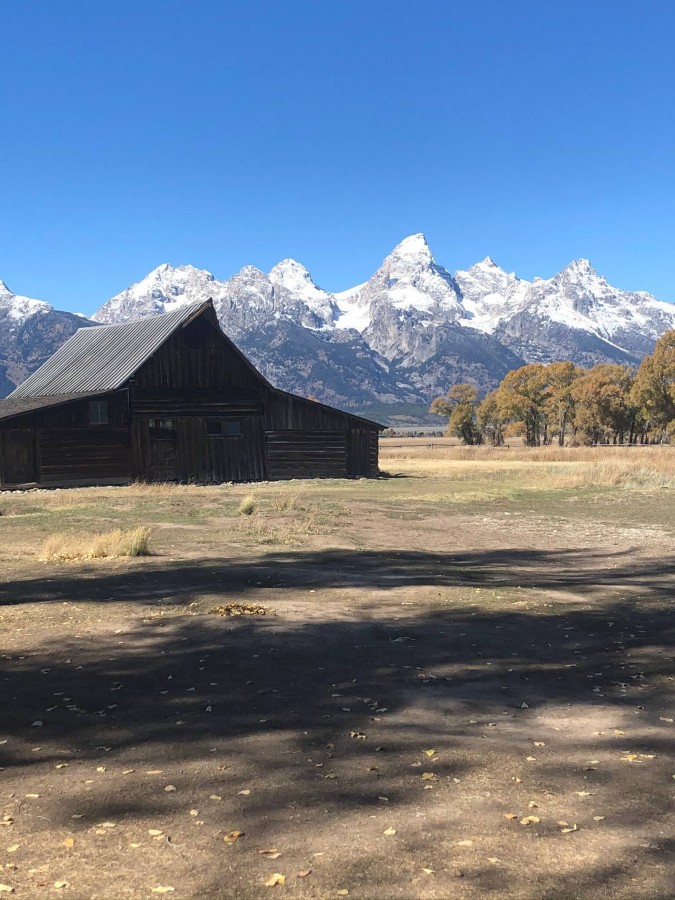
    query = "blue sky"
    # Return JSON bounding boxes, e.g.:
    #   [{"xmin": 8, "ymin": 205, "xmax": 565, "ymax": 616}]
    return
[{"xmin": 1, "ymin": 0, "xmax": 674, "ymax": 313}]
